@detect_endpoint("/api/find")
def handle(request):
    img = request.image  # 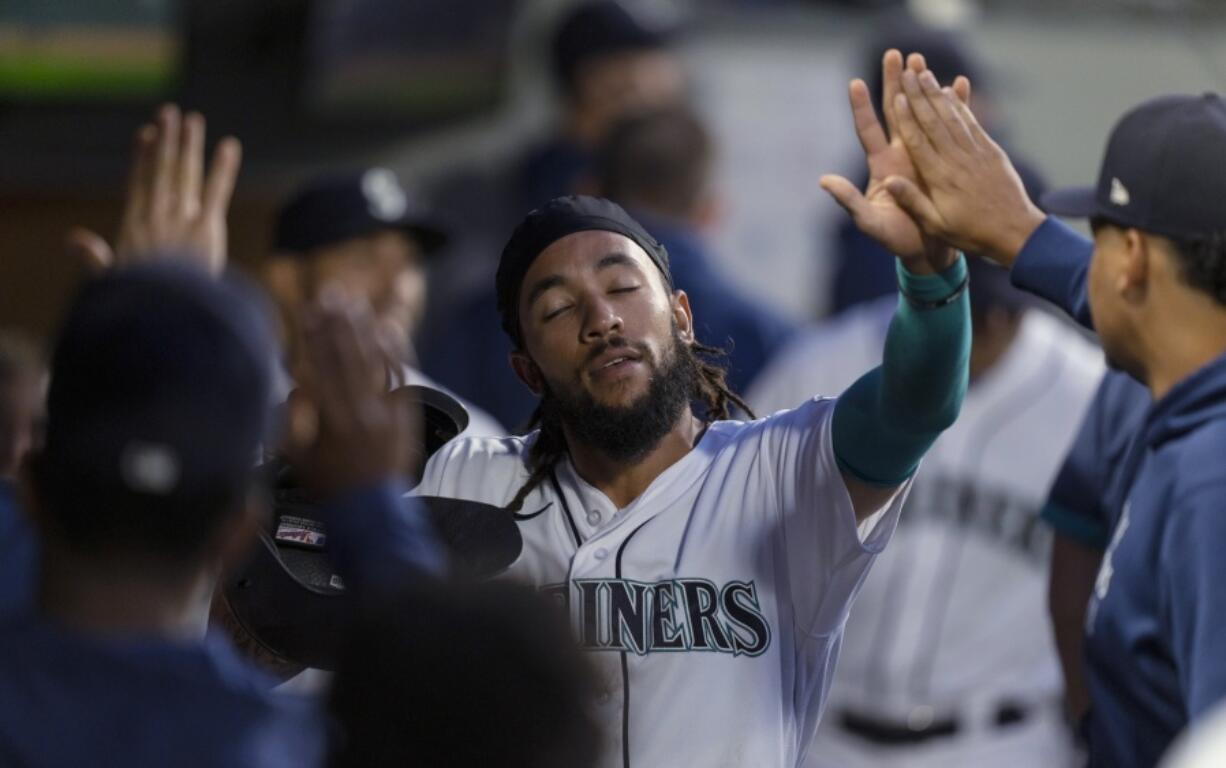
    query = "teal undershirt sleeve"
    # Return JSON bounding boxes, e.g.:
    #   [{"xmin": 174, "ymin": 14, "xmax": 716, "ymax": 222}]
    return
[{"xmin": 832, "ymin": 255, "xmax": 971, "ymax": 487}]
